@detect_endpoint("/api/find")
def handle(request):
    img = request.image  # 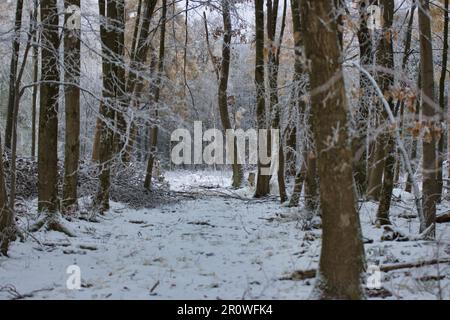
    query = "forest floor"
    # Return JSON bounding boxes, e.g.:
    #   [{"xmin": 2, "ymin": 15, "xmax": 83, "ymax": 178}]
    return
[{"xmin": 0, "ymin": 170, "xmax": 450, "ymax": 299}]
